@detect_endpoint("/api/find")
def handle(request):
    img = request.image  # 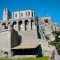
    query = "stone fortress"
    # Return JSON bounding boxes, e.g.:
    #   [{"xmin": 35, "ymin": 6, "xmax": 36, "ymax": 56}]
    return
[{"xmin": 0, "ymin": 8, "xmax": 60, "ymax": 57}]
